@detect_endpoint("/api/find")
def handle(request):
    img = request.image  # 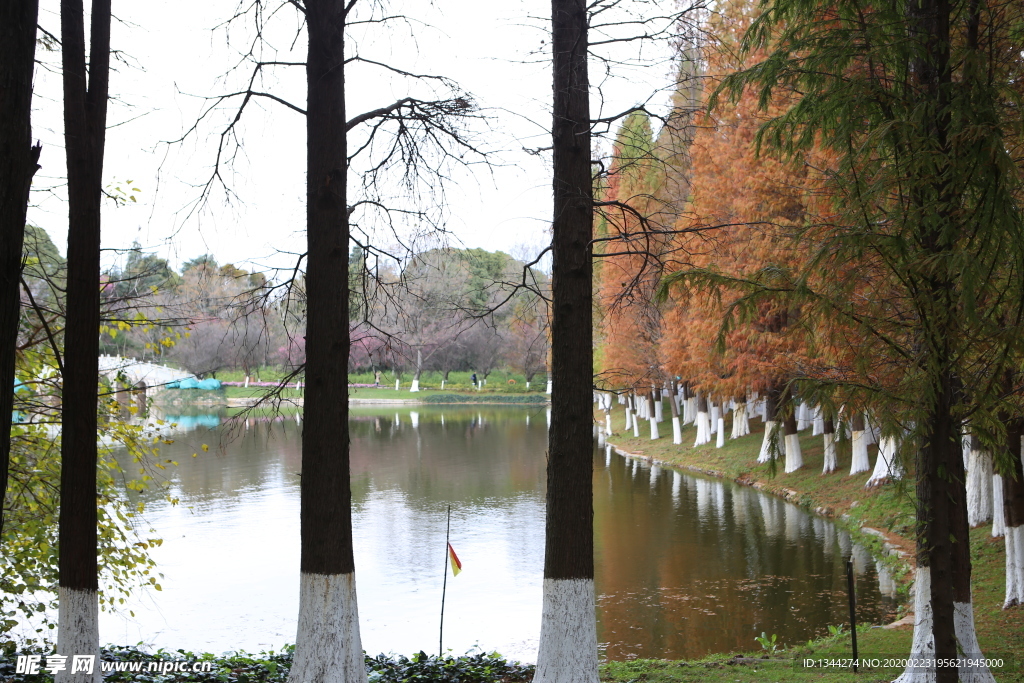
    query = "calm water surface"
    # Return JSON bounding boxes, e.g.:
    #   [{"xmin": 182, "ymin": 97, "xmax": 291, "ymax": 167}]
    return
[{"xmin": 107, "ymin": 406, "xmax": 896, "ymax": 662}]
